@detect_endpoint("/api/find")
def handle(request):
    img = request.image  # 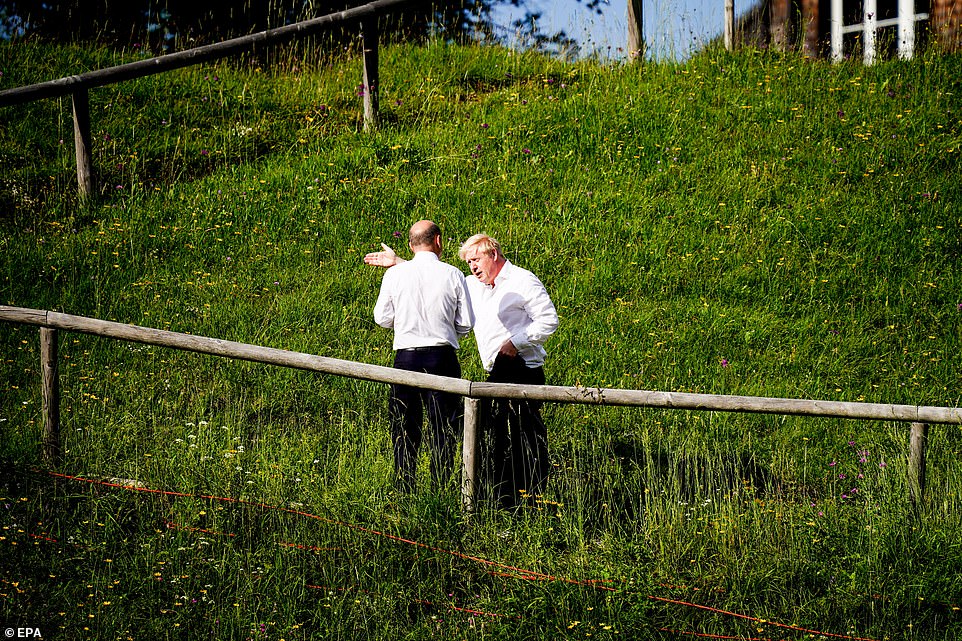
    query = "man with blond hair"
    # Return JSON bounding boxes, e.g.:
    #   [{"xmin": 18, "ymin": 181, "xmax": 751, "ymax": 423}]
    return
[
  {"xmin": 458, "ymin": 233, "xmax": 558, "ymax": 507},
  {"xmin": 373, "ymin": 220, "xmax": 475, "ymax": 492},
  {"xmin": 366, "ymin": 232, "xmax": 558, "ymax": 507}
]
